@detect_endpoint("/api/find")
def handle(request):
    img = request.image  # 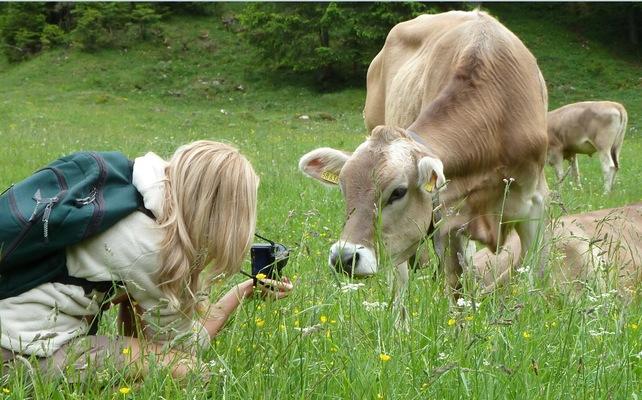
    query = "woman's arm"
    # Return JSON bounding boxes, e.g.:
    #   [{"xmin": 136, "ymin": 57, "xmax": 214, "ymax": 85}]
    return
[{"xmin": 200, "ymin": 278, "xmax": 293, "ymax": 340}]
